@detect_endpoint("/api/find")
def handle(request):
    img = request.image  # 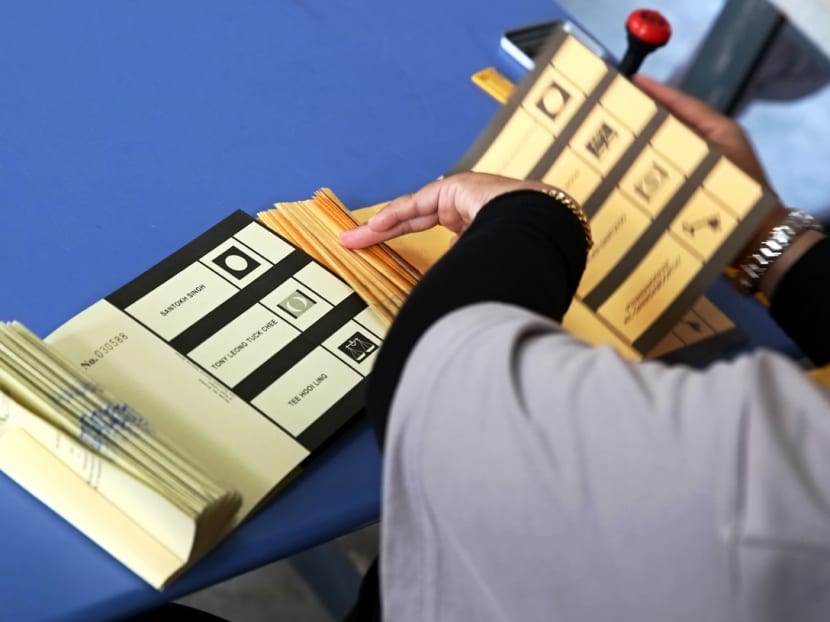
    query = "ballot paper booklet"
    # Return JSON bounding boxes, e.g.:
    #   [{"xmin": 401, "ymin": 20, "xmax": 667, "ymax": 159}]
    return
[{"xmin": 0, "ymin": 212, "xmax": 384, "ymax": 589}]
